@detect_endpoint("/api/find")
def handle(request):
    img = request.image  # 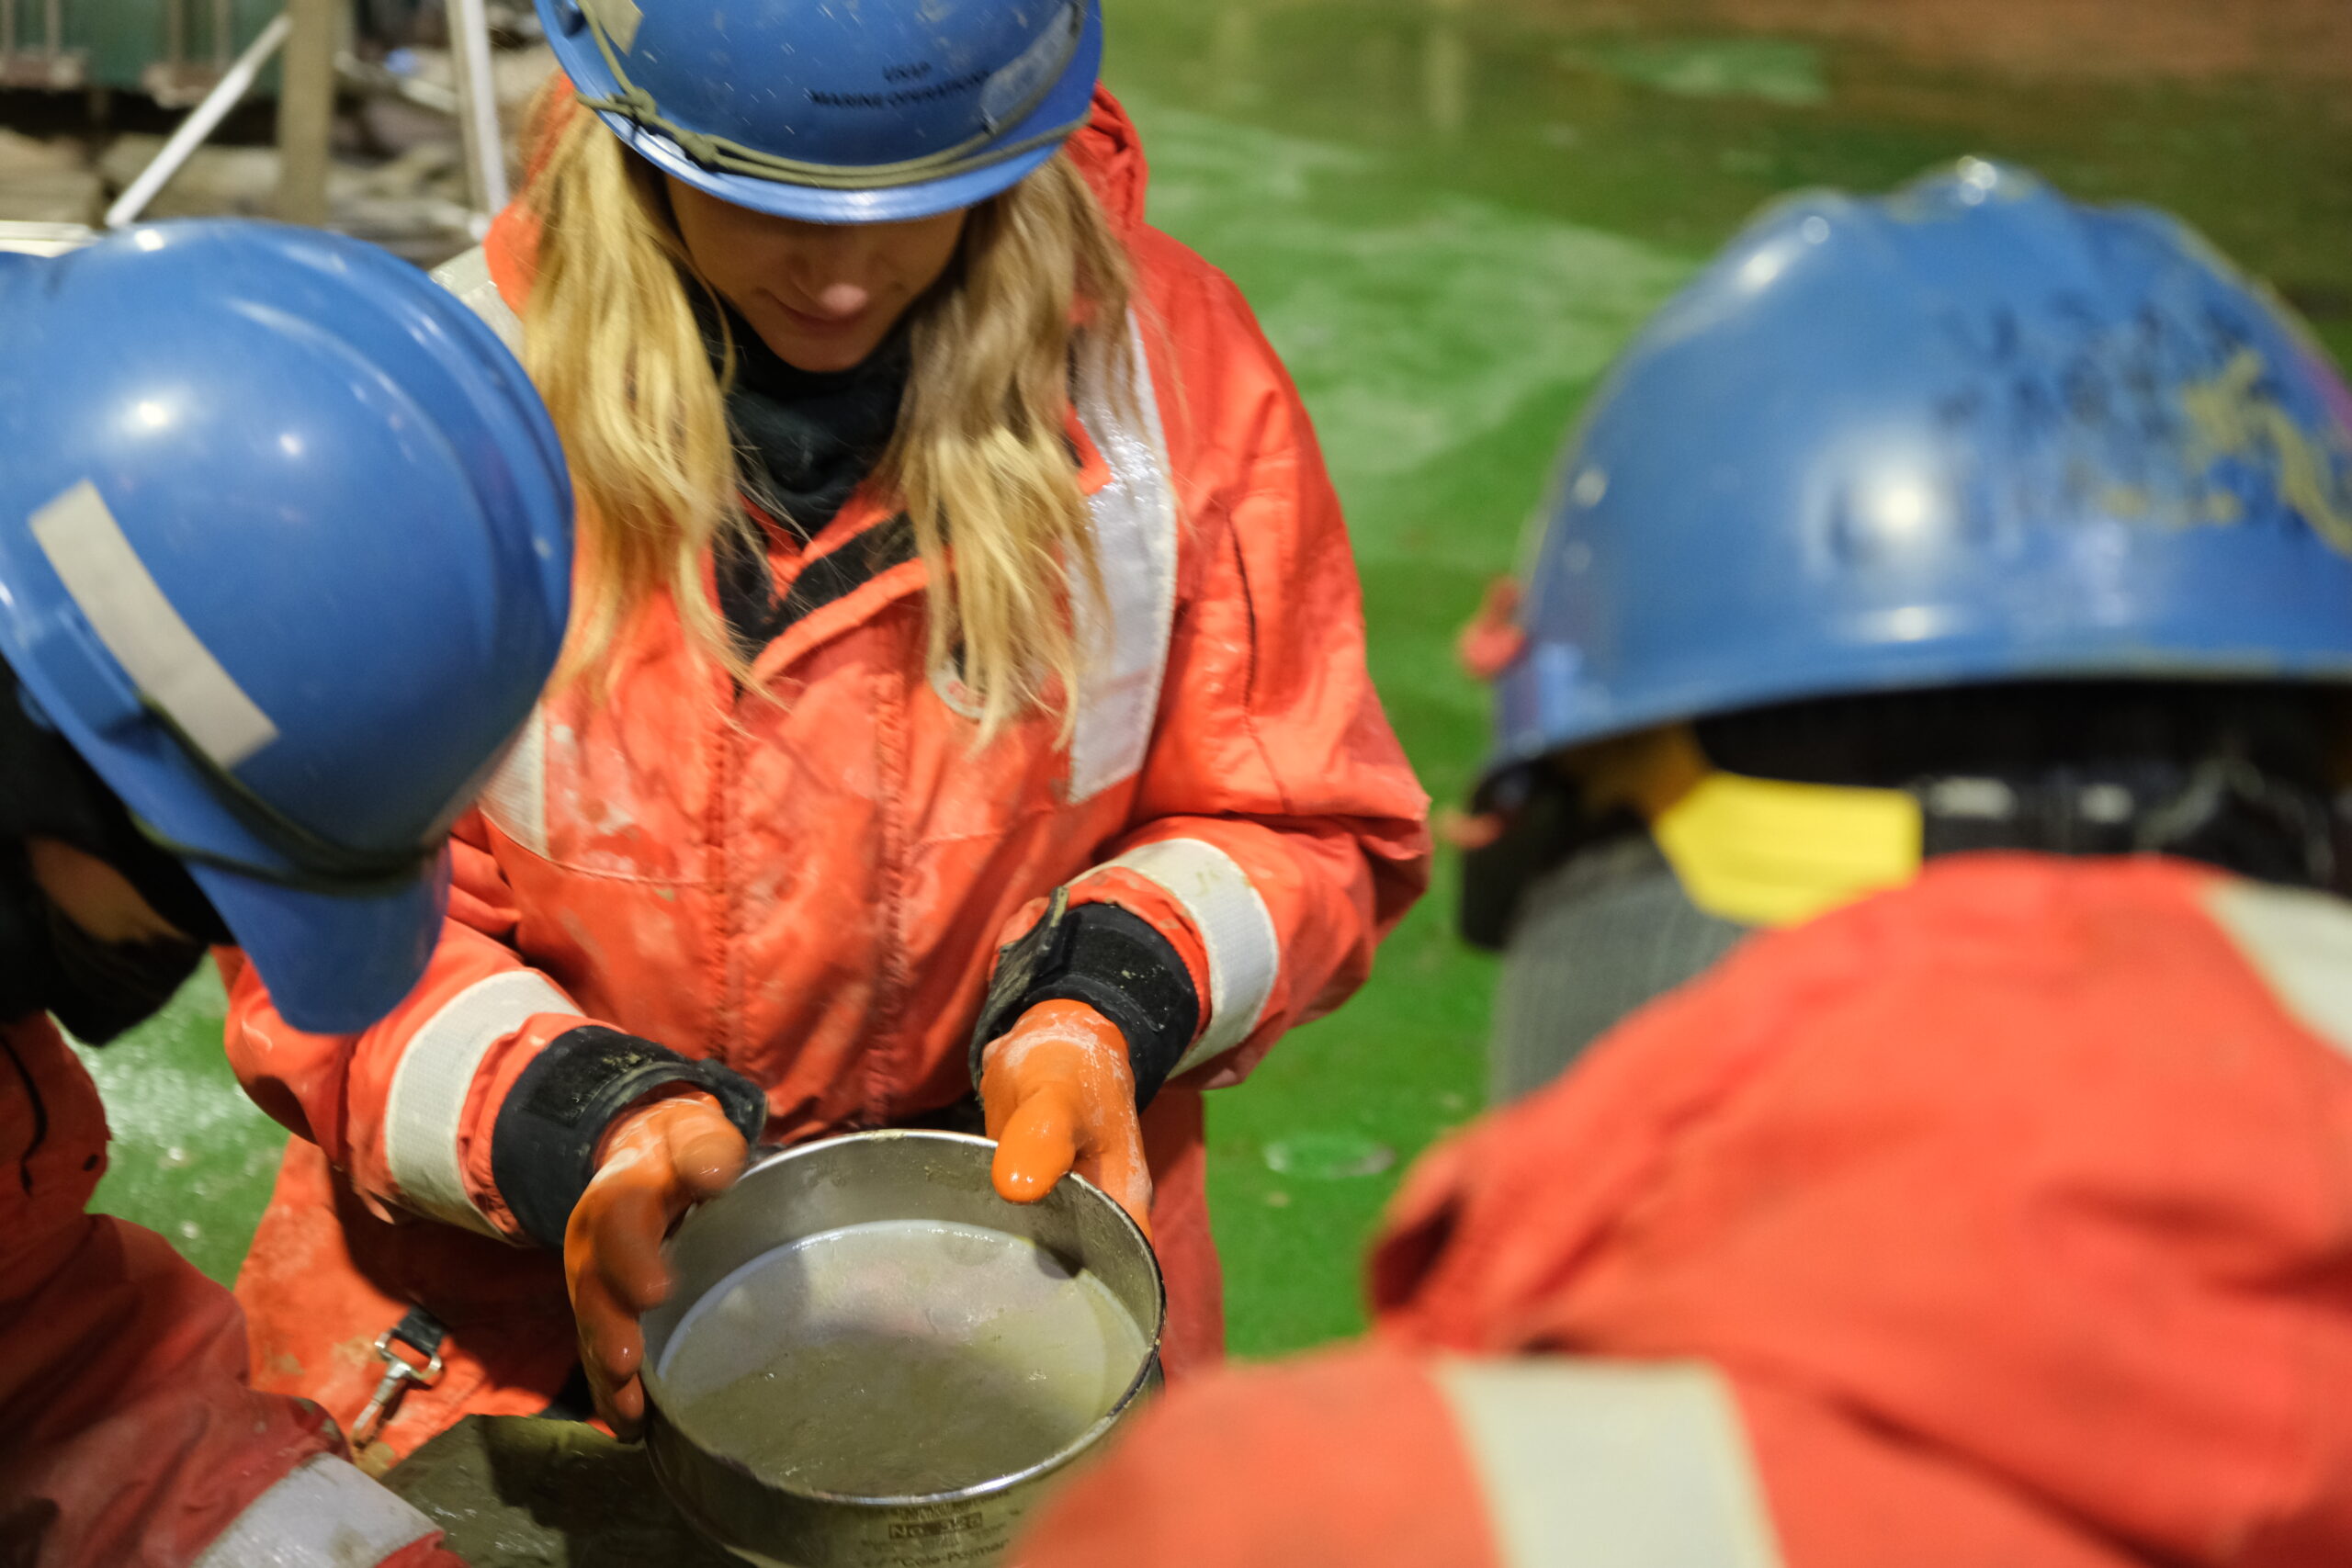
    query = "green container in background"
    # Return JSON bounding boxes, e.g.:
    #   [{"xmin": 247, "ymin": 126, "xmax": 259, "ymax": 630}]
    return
[{"xmin": 2, "ymin": 0, "xmax": 288, "ymax": 97}]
